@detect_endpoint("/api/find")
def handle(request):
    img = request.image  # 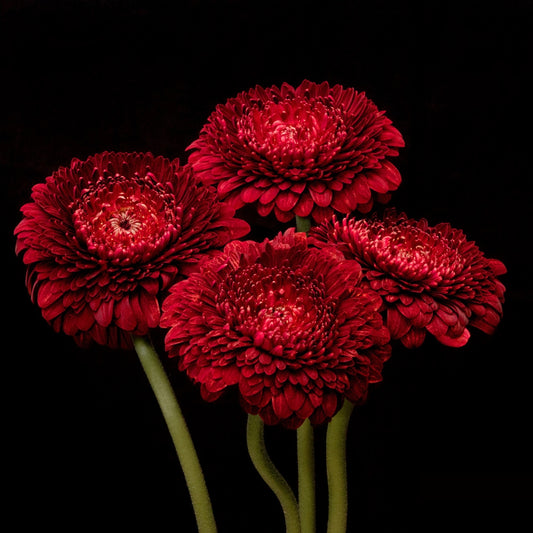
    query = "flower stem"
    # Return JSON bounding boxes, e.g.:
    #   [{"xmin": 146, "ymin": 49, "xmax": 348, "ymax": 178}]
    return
[
  {"xmin": 246, "ymin": 414, "xmax": 302, "ymax": 533},
  {"xmin": 295, "ymin": 216, "xmax": 311, "ymax": 233},
  {"xmin": 132, "ymin": 335, "xmax": 217, "ymax": 533},
  {"xmin": 326, "ymin": 400, "xmax": 355, "ymax": 533},
  {"xmin": 297, "ymin": 419, "xmax": 316, "ymax": 533}
]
